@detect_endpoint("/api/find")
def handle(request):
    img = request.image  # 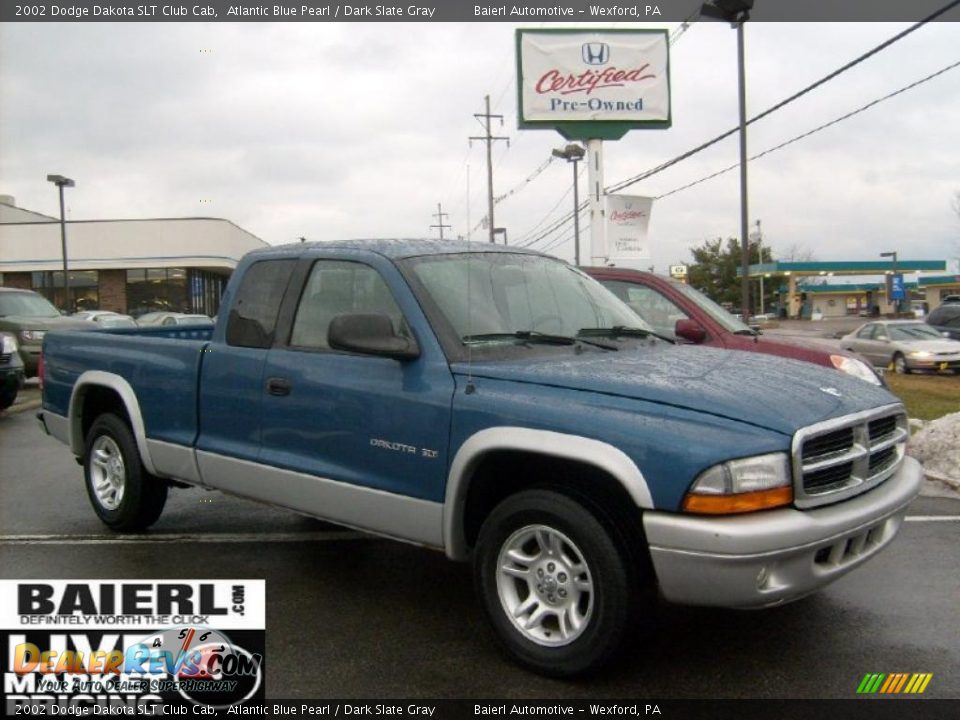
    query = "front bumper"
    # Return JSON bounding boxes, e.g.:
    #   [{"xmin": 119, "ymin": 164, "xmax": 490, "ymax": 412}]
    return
[
  {"xmin": 907, "ymin": 356, "xmax": 960, "ymax": 372},
  {"xmin": 643, "ymin": 456, "xmax": 923, "ymax": 609}
]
